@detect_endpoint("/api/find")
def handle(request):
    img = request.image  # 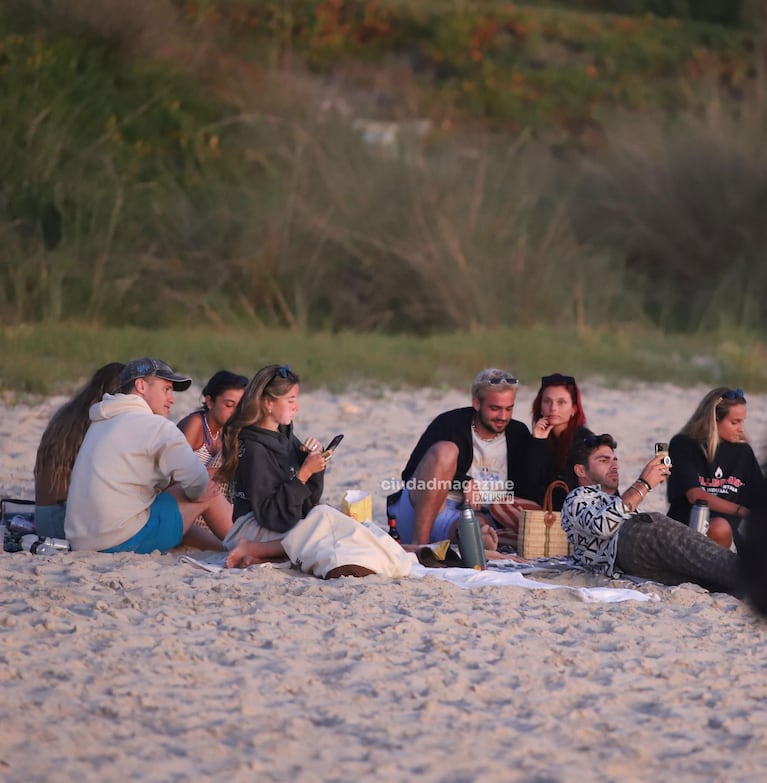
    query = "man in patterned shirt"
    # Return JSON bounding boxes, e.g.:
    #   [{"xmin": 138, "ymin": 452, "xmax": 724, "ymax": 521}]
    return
[{"xmin": 561, "ymin": 433, "xmax": 740, "ymax": 593}]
